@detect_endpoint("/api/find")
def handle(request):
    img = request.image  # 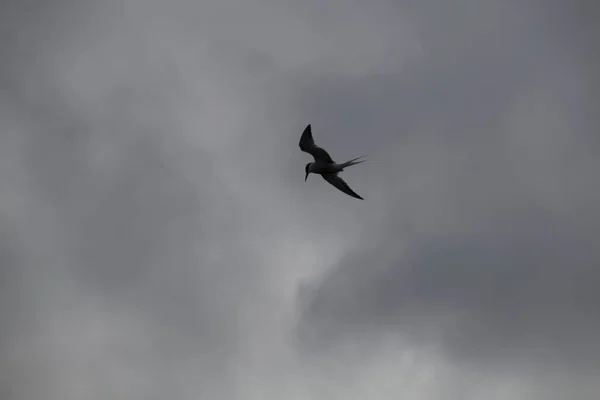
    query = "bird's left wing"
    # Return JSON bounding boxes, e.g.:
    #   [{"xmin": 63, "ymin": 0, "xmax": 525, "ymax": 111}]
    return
[{"xmin": 321, "ymin": 173, "xmax": 364, "ymax": 200}]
